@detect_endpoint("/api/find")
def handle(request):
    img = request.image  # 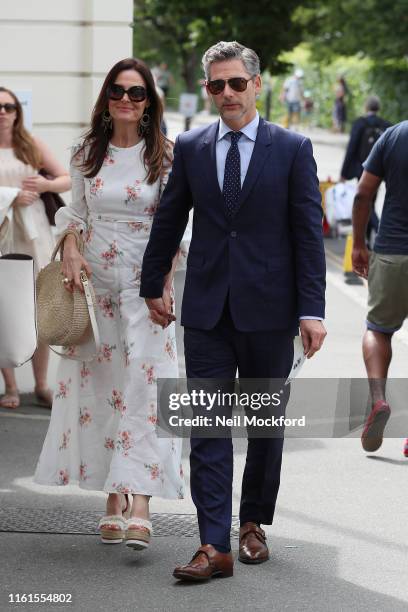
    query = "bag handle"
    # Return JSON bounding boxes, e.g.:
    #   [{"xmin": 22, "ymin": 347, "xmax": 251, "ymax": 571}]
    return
[
  {"xmin": 51, "ymin": 229, "xmax": 84, "ymax": 262},
  {"xmin": 49, "ymin": 230, "xmax": 100, "ymax": 362}
]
